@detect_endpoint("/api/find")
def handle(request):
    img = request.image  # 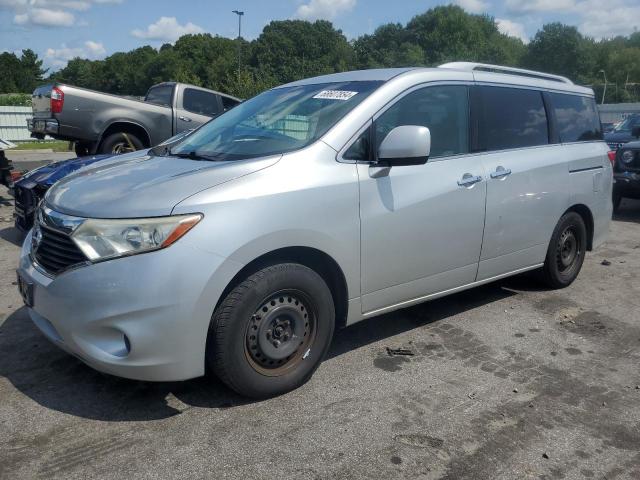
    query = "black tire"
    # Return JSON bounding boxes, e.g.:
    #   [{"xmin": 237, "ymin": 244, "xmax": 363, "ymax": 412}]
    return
[
  {"xmin": 207, "ymin": 263, "xmax": 335, "ymax": 398},
  {"xmin": 99, "ymin": 132, "xmax": 144, "ymax": 154},
  {"xmin": 613, "ymin": 193, "xmax": 623, "ymax": 214},
  {"xmin": 74, "ymin": 142, "xmax": 91, "ymax": 157},
  {"xmin": 541, "ymin": 212, "xmax": 587, "ymax": 289}
]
